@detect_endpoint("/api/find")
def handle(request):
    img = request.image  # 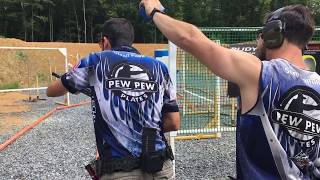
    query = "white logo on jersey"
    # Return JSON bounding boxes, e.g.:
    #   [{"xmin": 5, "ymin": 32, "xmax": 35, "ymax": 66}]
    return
[
  {"xmin": 106, "ymin": 63, "xmax": 159, "ymax": 102},
  {"xmin": 272, "ymin": 87, "xmax": 320, "ymax": 148}
]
